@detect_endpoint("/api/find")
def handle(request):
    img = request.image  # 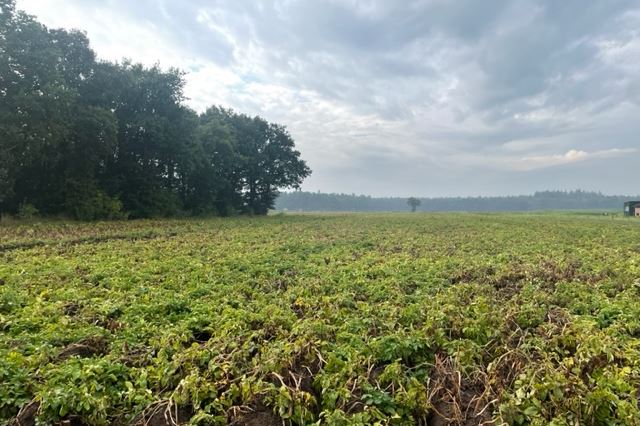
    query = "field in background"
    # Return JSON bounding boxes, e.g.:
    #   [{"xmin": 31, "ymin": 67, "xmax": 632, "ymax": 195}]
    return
[{"xmin": 2, "ymin": 213, "xmax": 640, "ymax": 425}]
